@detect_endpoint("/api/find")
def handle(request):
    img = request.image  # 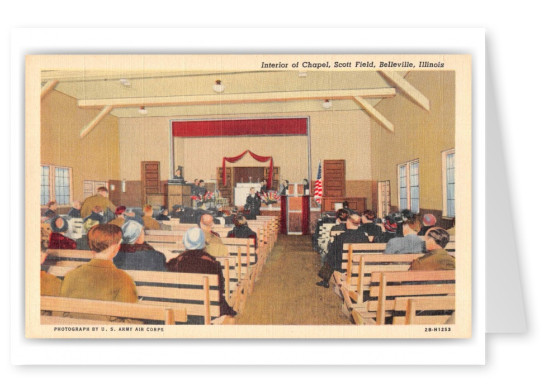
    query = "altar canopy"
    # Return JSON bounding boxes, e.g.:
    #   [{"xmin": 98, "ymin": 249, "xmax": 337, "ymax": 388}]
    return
[{"xmin": 222, "ymin": 150, "xmax": 273, "ymax": 188}]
